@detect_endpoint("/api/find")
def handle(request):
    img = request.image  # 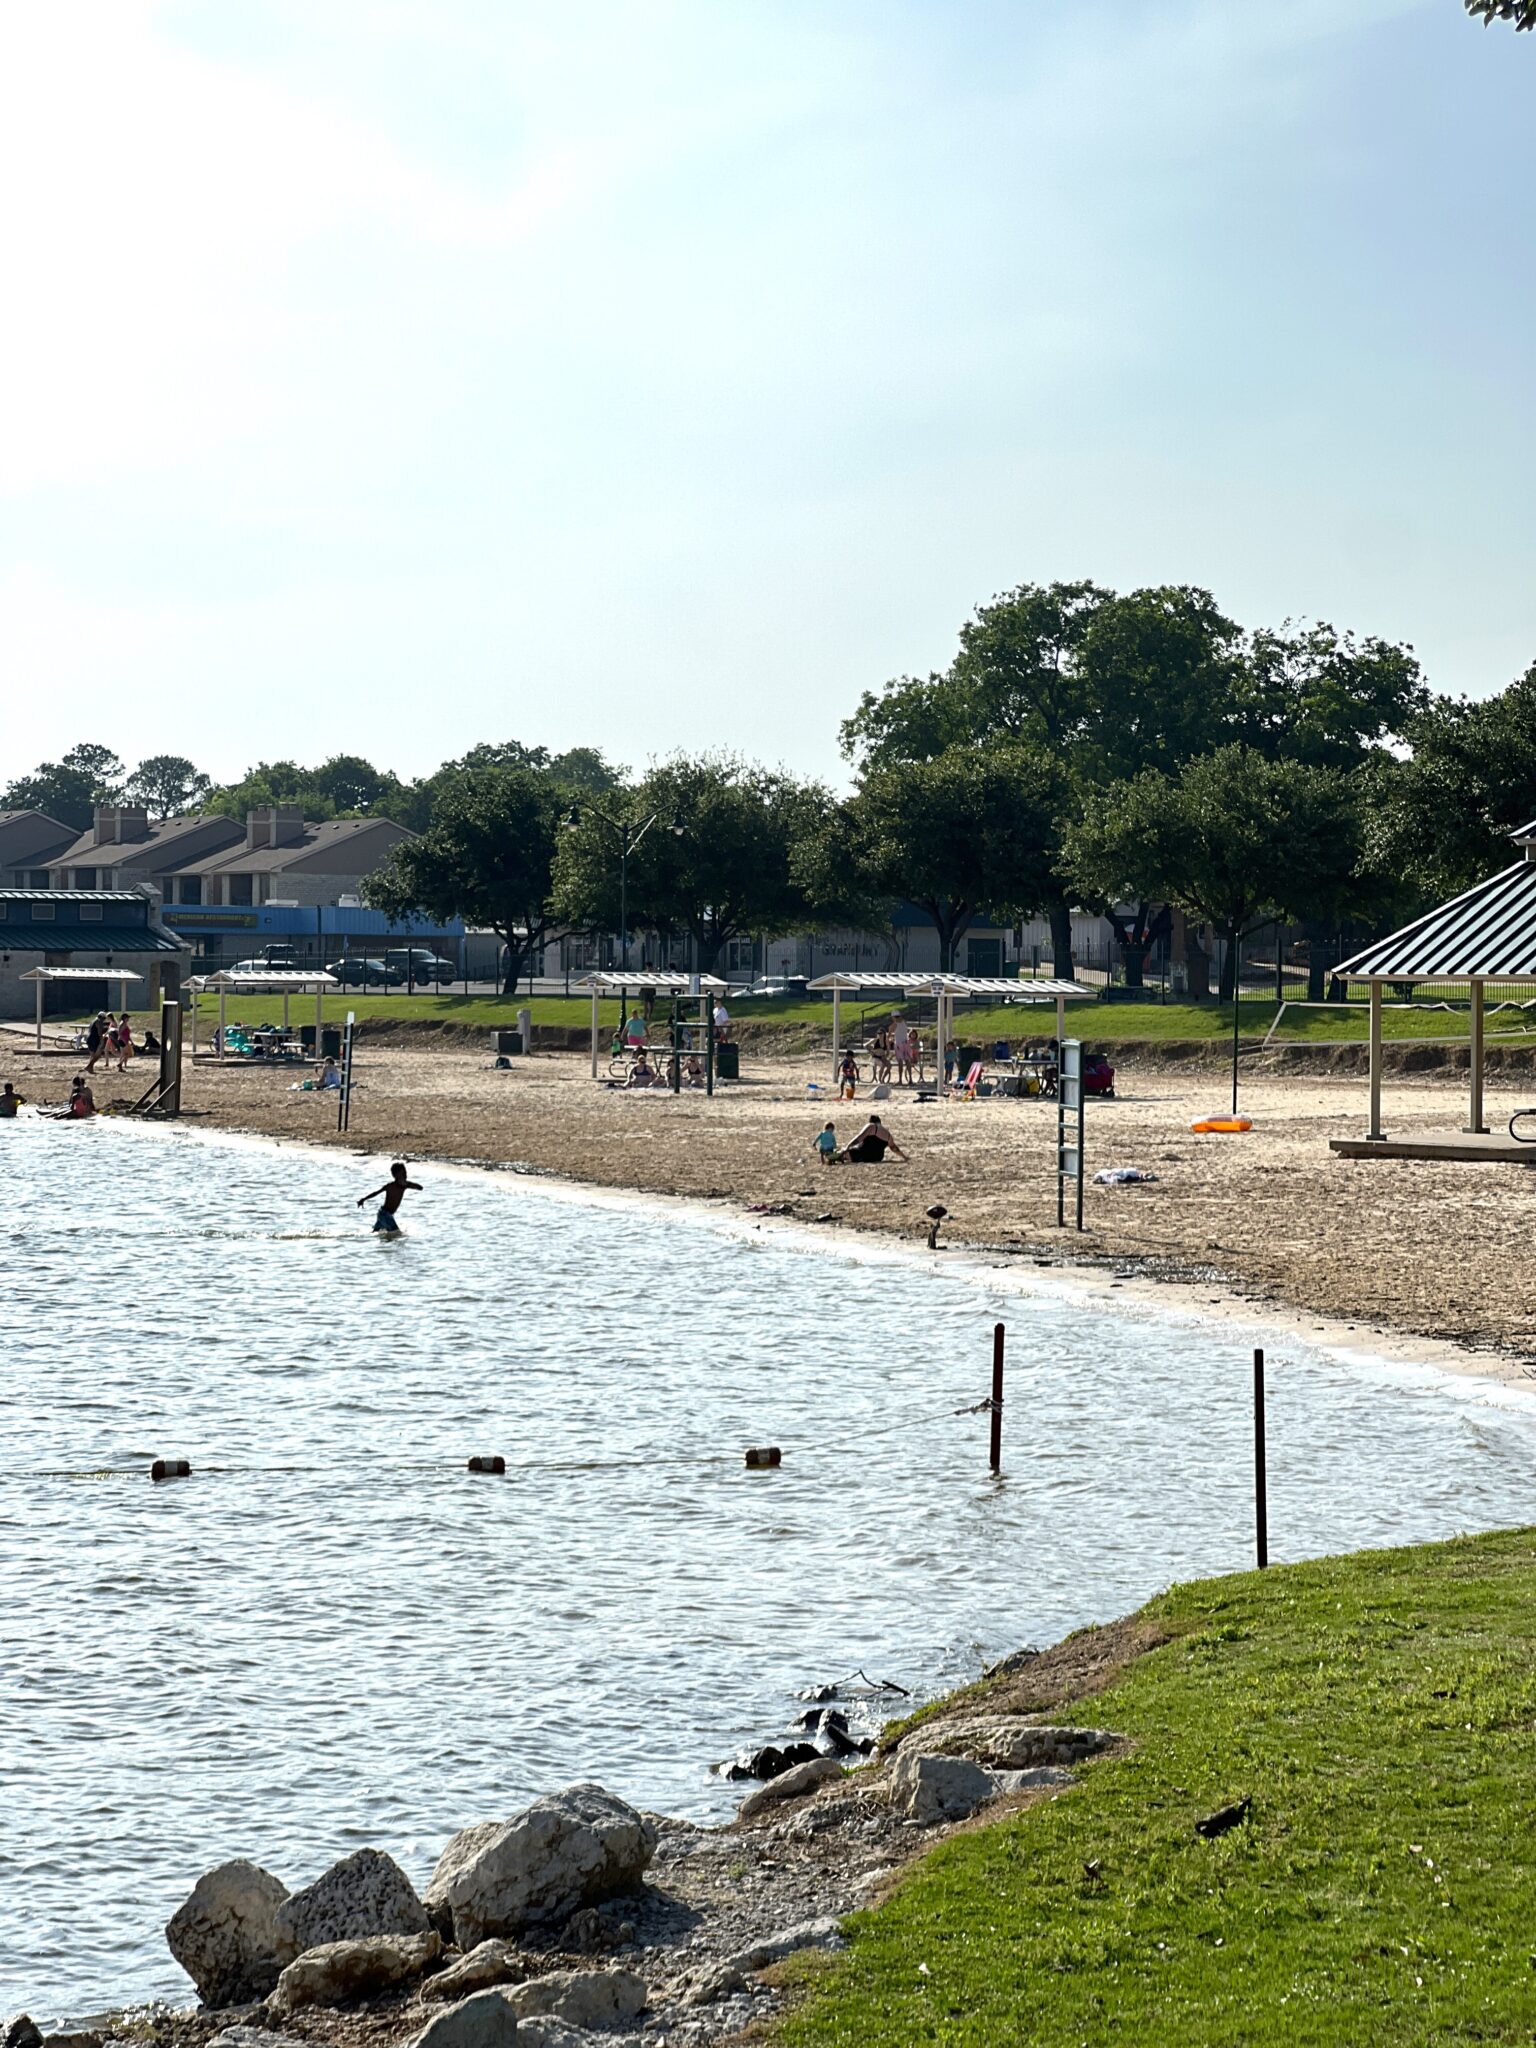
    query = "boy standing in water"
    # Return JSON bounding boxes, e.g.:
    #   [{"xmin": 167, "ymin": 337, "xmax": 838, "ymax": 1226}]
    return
[{"xmin": 357, "ymin": 1161, "xmax": 422, "ymax": 1235}]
